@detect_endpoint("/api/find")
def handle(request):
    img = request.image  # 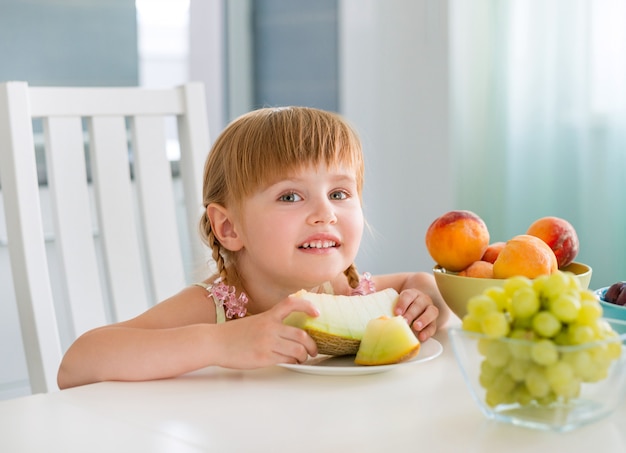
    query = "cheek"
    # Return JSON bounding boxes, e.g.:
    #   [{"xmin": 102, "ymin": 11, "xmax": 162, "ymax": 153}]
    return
[{"xmin": 344, "ymin": 209, "xmax": 365, "ymax": 243}]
